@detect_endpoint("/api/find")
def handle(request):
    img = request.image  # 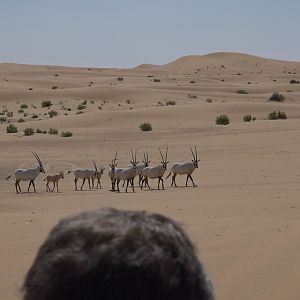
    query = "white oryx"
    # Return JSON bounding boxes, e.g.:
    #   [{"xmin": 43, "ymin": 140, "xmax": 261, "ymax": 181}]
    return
[
  {"xmin": 115, "ymin": 150, "xmax": 139, "ymax": 193},
  {"xmin": 166, "ymin": 146, "xmax": 200, "ymax": 187},
  {"xmin": 136, "ymin": 152, "xmax": 151, "ymax": 187},
  {"xmin": 108, "ymin": 150, "xmax": 121, "ymax": 191},
  {"xmin": 68, "ymin": 161, "xmax": 98, "ymax": 191},
  {"xmin": 141, "ymin": 147, "xmax": 169, "ymax": 190},
  {"xmin": 91, "ymin": 165, "xmax": 105, "ymax": 189},
  {"xmin": 5, "ymin": 152, "xmax": 45, "ymax": 193},
  {"xmin": 43, "ymin": 172, "xmax": 64, "ymax": 192}
]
